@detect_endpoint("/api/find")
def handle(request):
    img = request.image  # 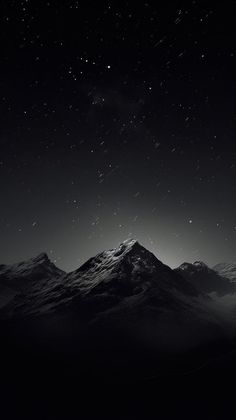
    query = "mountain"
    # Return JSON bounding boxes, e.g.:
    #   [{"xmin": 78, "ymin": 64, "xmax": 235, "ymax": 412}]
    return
[
  {"xmin": 213, "ymin": 263, "xmax": 236, "ymax": 282},
  {"xmin": 63, "ymin": 238, "xmax": 199, "ymax": 312},
  {"xmin": 0, "ymin": 239, "xmax": 198, "ymax": 318},
  {"xmin": 0, "ymin": 252, "xmax": 64, "ymax": 283},
  {"xmin": 175, "ymin": 261, "xmax": 236, "ymax": 295},
  {"xmin": 0, "ymin": 240, "xmax": 225, "ymax": 346},
  {"xmin": 0, "ymin": 240, "xmax": 233, "ymax": 379},
  {"xmin": 0, "ymin": 253, "xmax": 64, "ymax": 310}
]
